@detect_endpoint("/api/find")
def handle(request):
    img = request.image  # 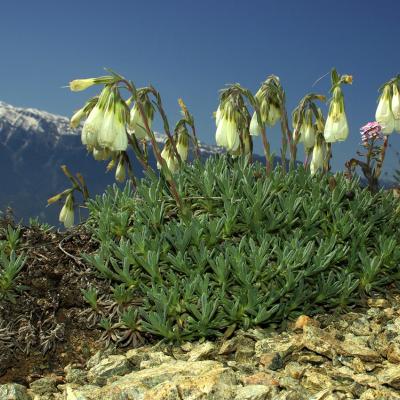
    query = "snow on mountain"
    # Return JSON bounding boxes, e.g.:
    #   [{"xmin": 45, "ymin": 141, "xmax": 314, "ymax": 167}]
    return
[{"xmin": 0, "ymin": 100, "xmax": 223, "ymax": 223}]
